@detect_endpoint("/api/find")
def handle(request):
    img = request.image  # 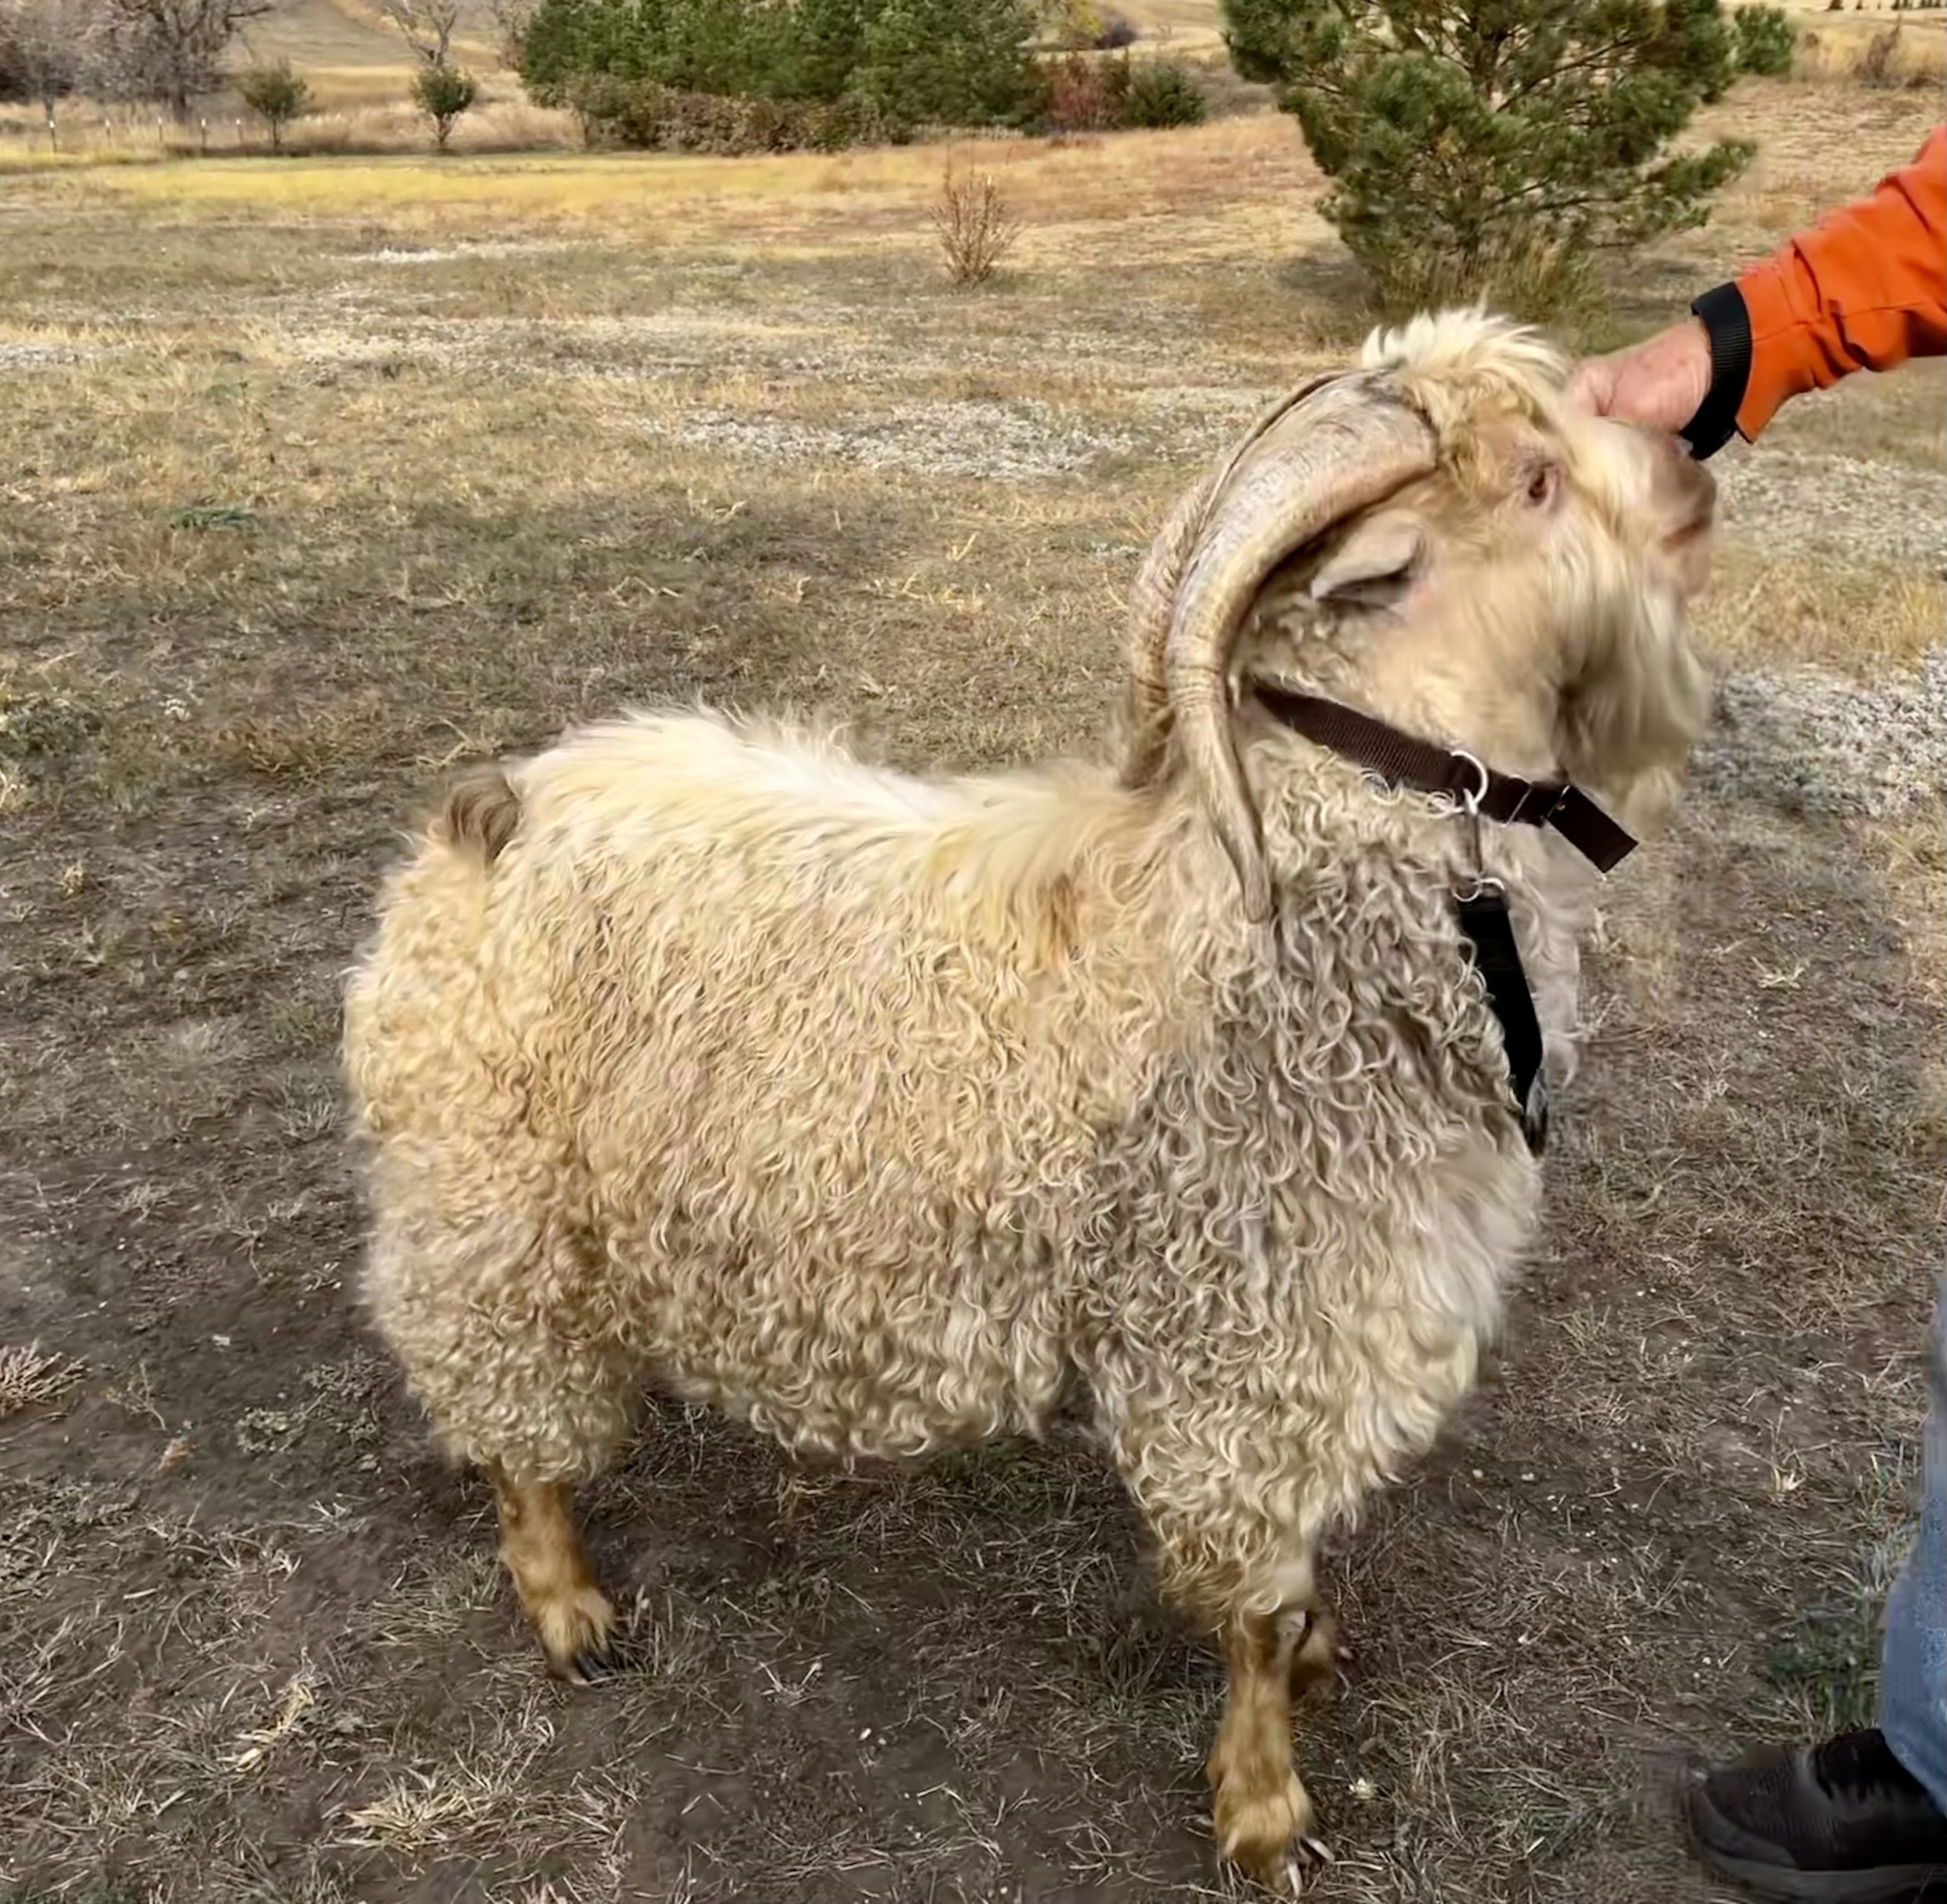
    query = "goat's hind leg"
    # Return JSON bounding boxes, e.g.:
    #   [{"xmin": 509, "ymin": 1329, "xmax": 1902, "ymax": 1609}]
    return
[
  {"xmin": 364, "ymin": 1206, "xmax": 634, "ymax": 1686},
  {"xmin": 1288, "ymin": 1598, "xmax": 1343, "ymax": 1695}
]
